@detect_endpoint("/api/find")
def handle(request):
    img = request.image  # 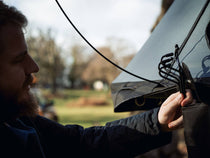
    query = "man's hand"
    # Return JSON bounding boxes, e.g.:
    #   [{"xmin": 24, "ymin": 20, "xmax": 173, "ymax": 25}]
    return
[{"xmin": 158, "ymin": 90, "xmax": 193, "ymax": 132}]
